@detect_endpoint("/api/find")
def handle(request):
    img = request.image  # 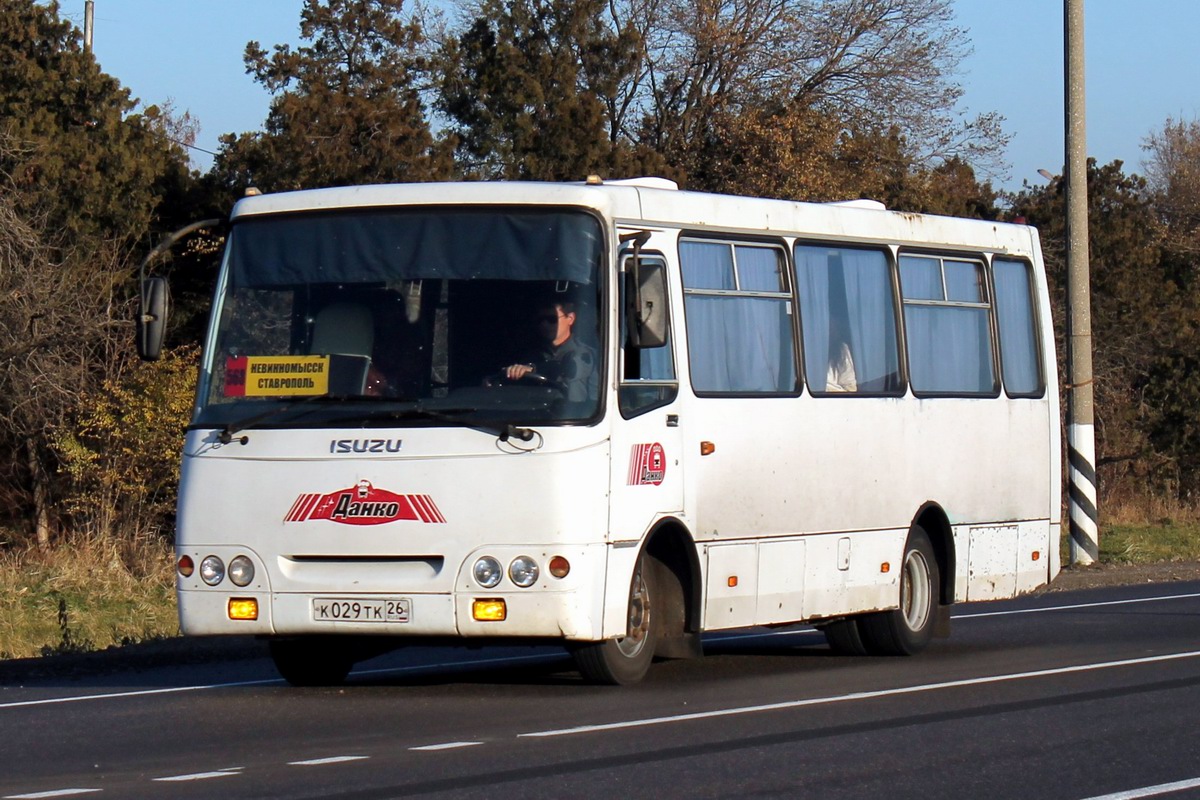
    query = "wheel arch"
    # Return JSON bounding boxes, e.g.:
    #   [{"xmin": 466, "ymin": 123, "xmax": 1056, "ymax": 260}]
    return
[
  {"xmin": 911, "ymin": 502, "xmax": 955, "ymax": 606},
  {"xmin": 642, "ymin": 517, "xmax": 702, "ymax": 635}
]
